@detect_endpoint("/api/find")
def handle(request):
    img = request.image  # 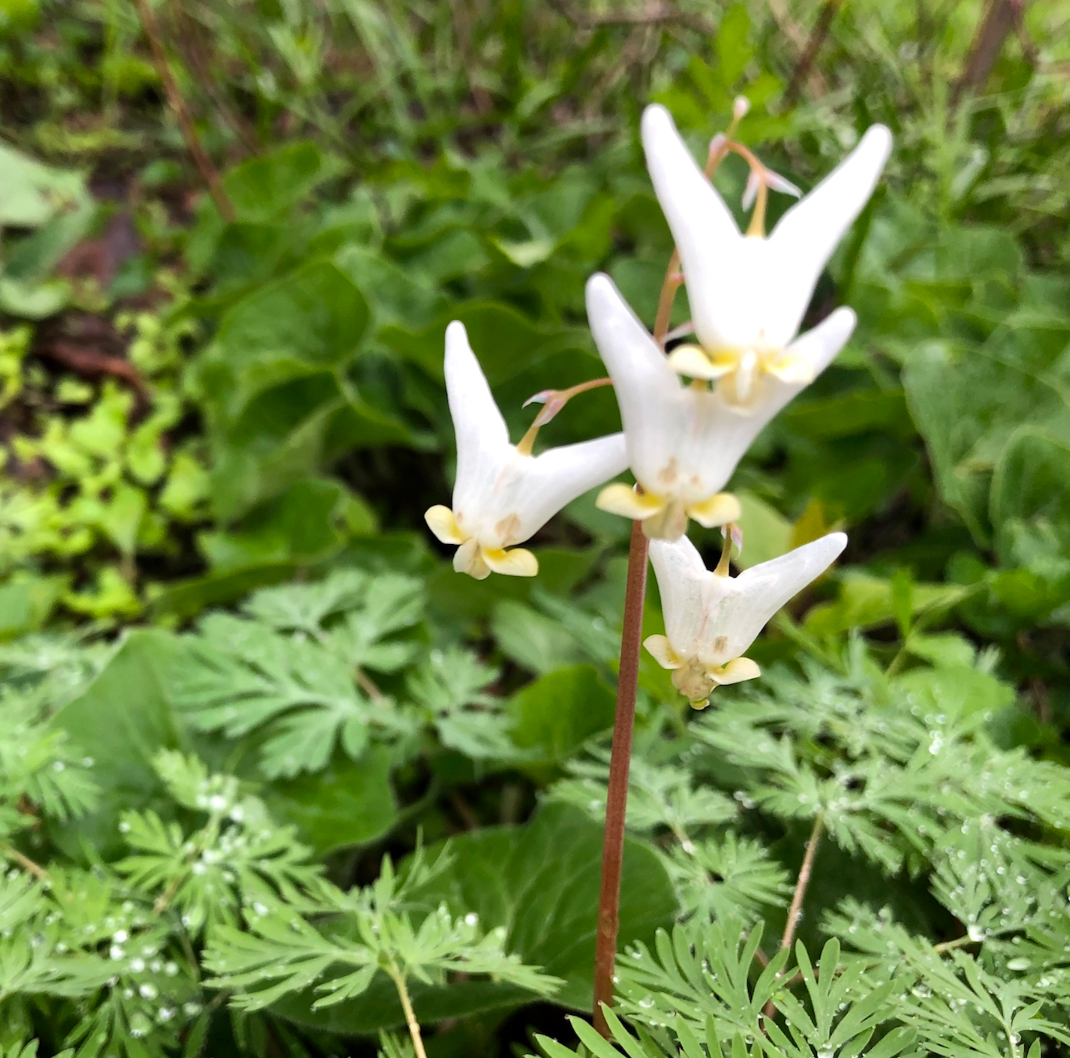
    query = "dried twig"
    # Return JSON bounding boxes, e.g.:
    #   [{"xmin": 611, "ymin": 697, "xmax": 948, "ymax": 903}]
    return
[
  {"xmin": 547, "ymin": 0, "xmax": 712, "ymax": 35},
  {"xmin": 133, "ymin": 0, "xmax": 235, "ymax": 221},
  {"xmin": 3, "ymin": 844, "xmax": 48, "ymax": 881},
  {"xmin": 37, "ymin": 340, "xmax": 148, "ymax": 400},
  {"xmin": 783, "ymin": 0, "xmax": 841, "ymax": 108},
  {"xmin": 953, "ymin": 0, "xmax": 1031, "ymax": 105},
  {"xmin": 172, "ymin": 0, "xmax": 261, "ymax": 155},
  {"xmin": 761, "ymin": 813, "xmax": 826, "ymax": 1025}
]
